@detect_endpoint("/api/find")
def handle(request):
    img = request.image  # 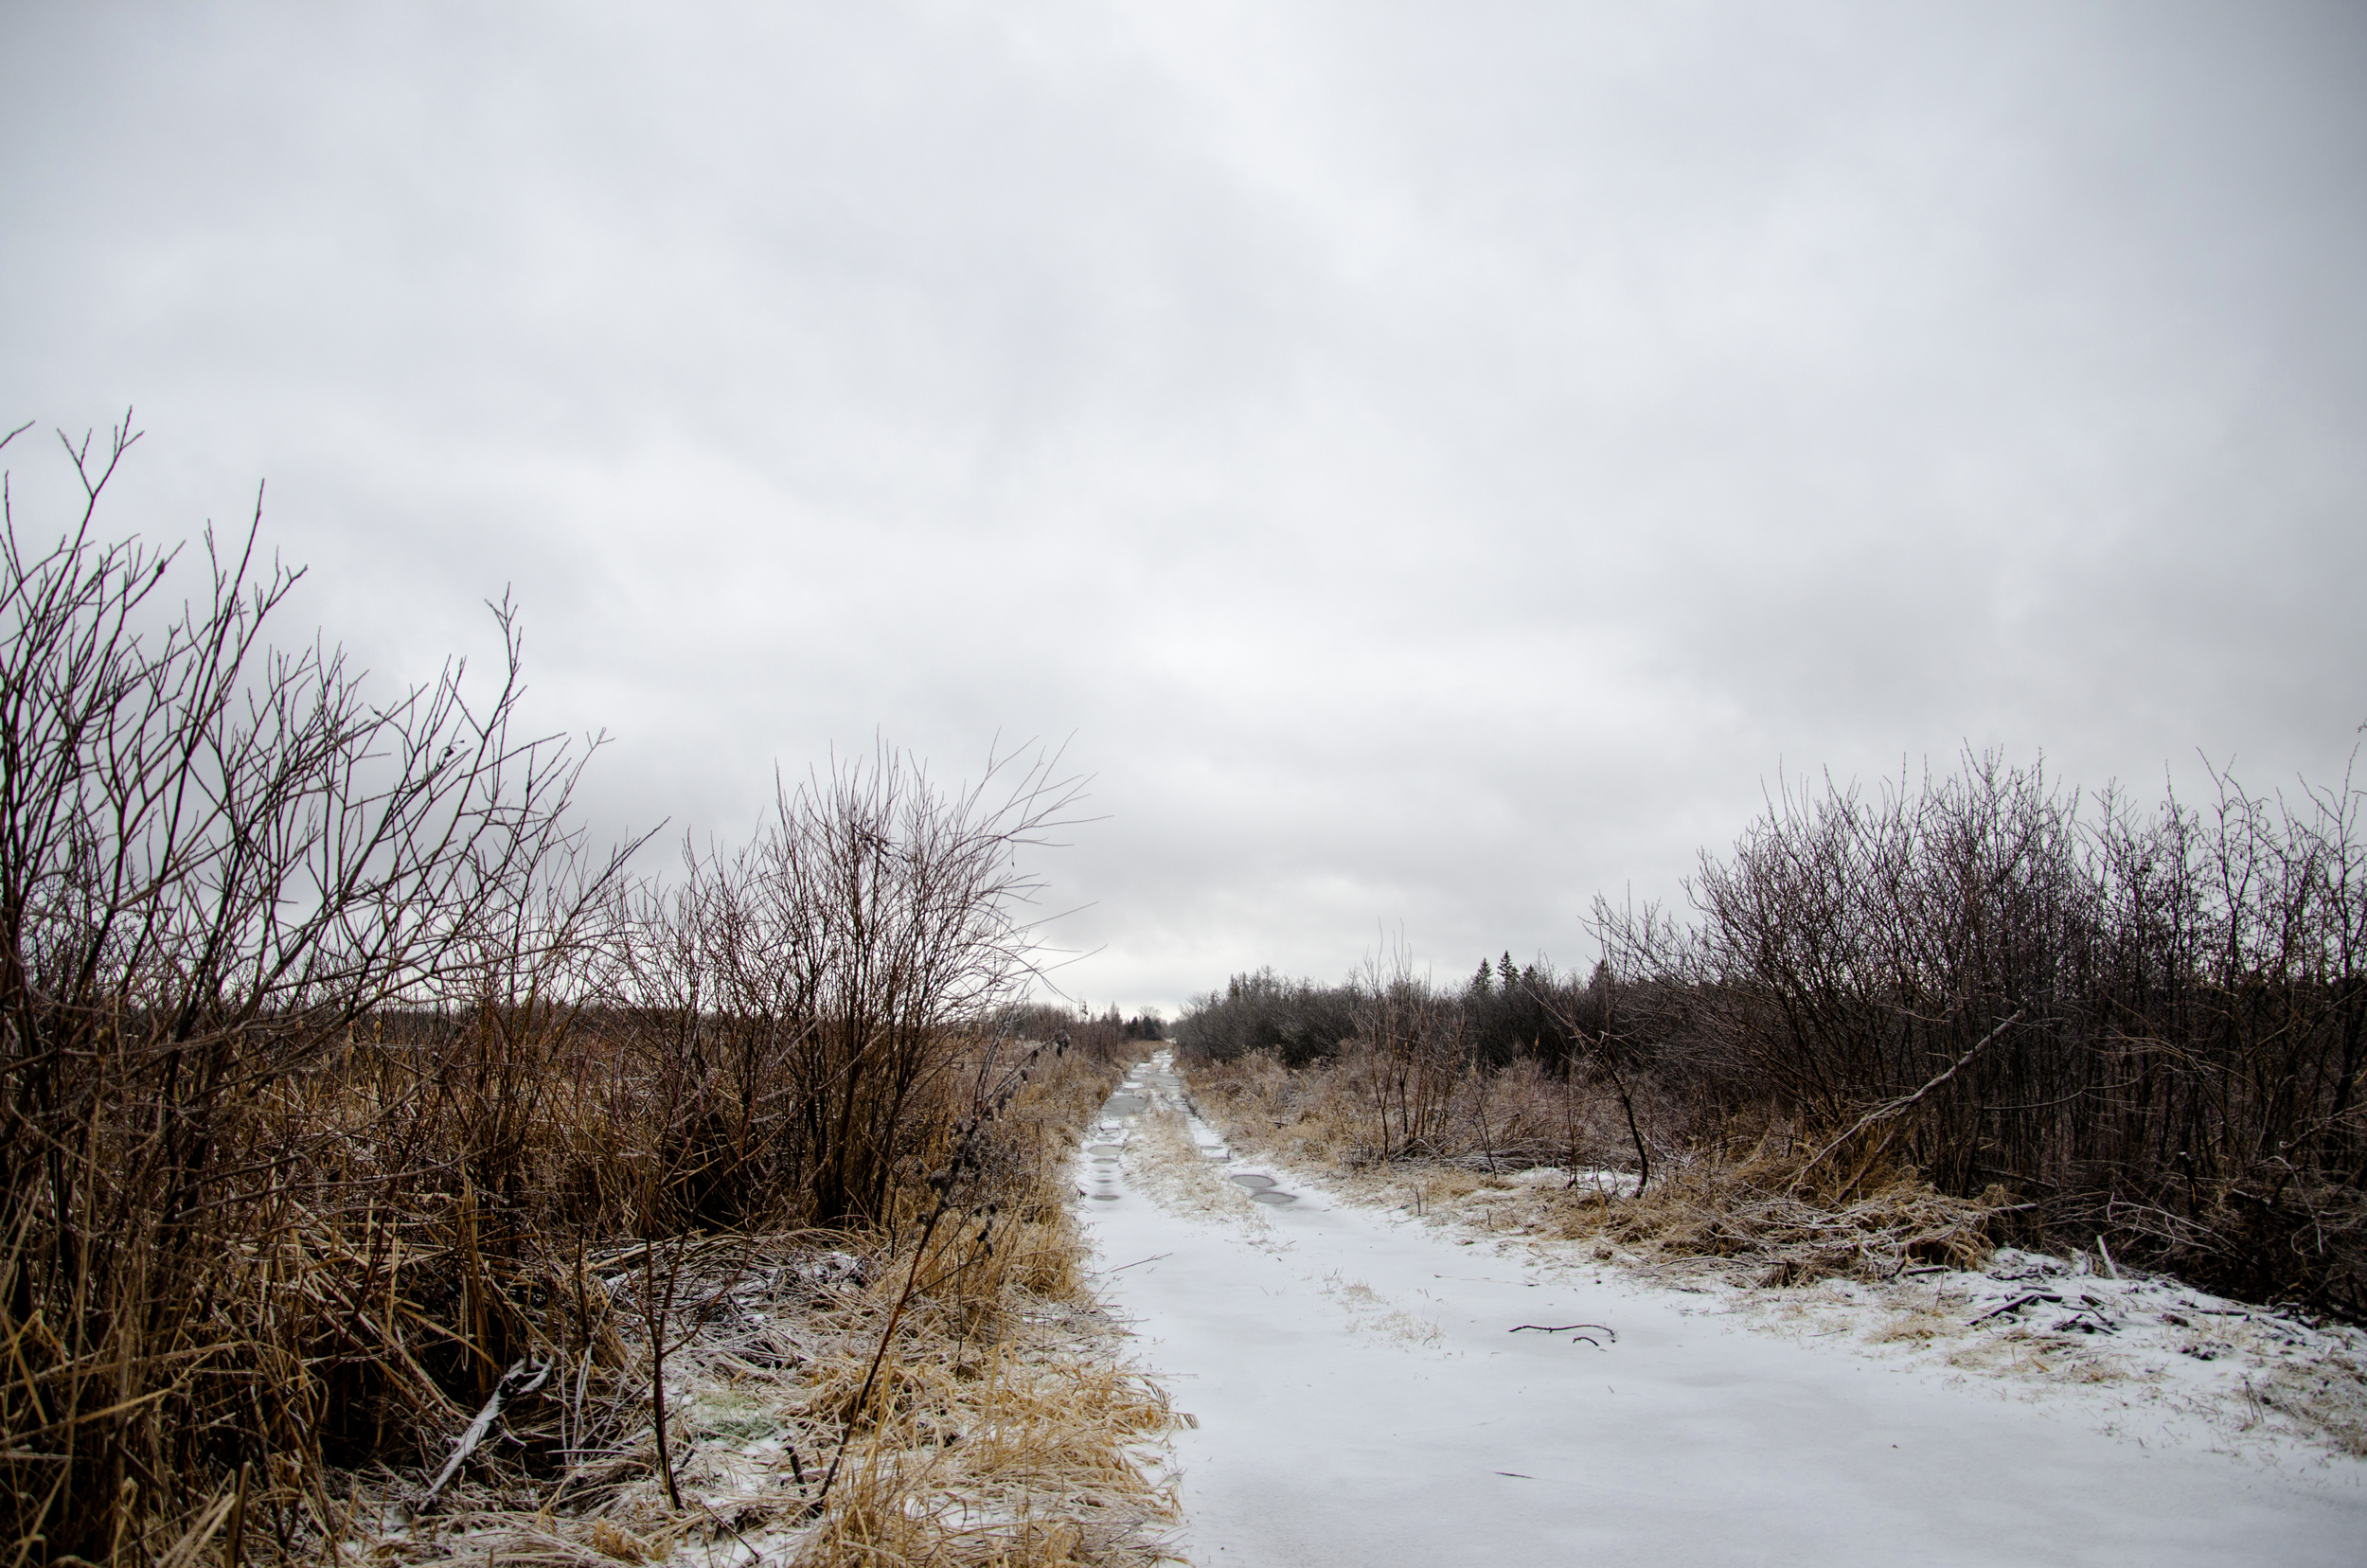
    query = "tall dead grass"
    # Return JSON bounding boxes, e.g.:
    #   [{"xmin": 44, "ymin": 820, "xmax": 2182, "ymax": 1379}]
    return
[
  {"xmin": 0, "ymin": 420, "xmax": 1144, "ymax": 1565},
  {"xmin": 348, "ymin": 1041, "xmax": 1177, "ymax": 1568},
  {"xmin": 790, "ymin": 1048, "xmax": 1179, "ymax": 1567},
  {"xmin": 1189, "ymin": 1045, "xmax": 1670, "ymax": 1180}
]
